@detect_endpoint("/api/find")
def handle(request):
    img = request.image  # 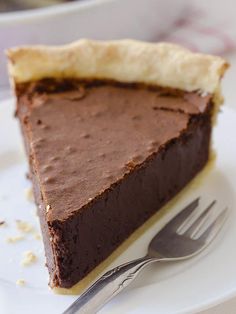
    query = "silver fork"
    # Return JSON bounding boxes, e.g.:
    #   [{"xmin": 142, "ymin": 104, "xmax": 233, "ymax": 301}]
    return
[{"xmin": 63, "ymin": 198, "xmax": 228, "ymax": 314}]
